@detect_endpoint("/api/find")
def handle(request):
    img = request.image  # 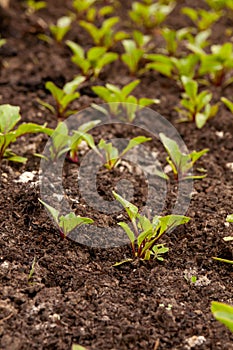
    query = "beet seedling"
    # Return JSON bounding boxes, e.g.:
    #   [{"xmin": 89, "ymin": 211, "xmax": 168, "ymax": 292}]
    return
[
  {"xmin": 121, "ymin": 31, "xmax": 152, "ymax": 74},
  {"xmin": 40, "ymin": 76, "xmax": 86, "ymax": 119},
  {"xmin": 112, "ymin": 191, "xmax": 190, "ymax": 265},
  {"xmin": 66, "ymin": 40, "xmax": 118, "ymax": 78},
  {"xmin": 79, "ymin": 17, "xmax": 128, "ymax": 49},
  {"xmin": 96, "ymin": 136, "xmax": 151, "ymax": 170},
  {"xmin": 25, "ymin": 0, "xmax": 46, "ymax": 14},
  {"xmin": 159, "ymin": 133, "xmax": 209, "ymax": 181},
  {"xmin": 181, "ymin": 7, "xmax": 222, "ymax": 31},
  {"xmin": 49, "ymin": 16, "xmax": 73, "ymax": 43},
  {"xmin": 72, "ymin": 0, "xmax": 97, "ymax": 19},
  {"xmin": 145, "ymin": 53, "xmax": 199, "ymax": 80},
  {"xmin": 160, "ymin": 27, "xmax": 191, "ymax": 56},
  {"xmin": 176, "ymin": 76, "xmax": 219, "ymax": 128},
  {"xmin": 129, "ymin": 1, "xmax": 175, "ymax": 30},
  {"xmin": 92, "ymin": 80, "xmax": 159, "ymax": 121},
  {"xmin": 211, "ymin": 302, "xmax": 233, "ymax": 333},
  {"xmin": 0, "ymin": 104, "xmax": 51, "ymax": 167},
  {"xmin": 191, "ymin": 43, "xmax": 233, "ymax": 86},
  {"xmin": 38, "ymin": 120, "xmax": 100, "ymax": 163},
  {"xmin": 39, "ymin": 199, "xmax": 94, "ymax": 239}
]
